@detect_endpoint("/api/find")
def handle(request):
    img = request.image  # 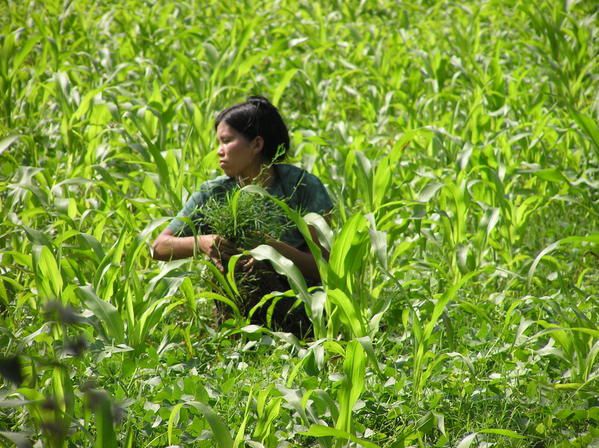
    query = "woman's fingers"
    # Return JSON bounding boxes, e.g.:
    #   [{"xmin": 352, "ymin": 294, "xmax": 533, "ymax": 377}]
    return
[
  {"xmin": 210, "ymin": 236, "xmax": 237, "ymax": 258},
  {"xmin": 207, "ymin": 236, "xmax": 243, "ymax": 273},
  {"xmin": 239, "ymin": 257, "xmax": 270, "ymax": 273},
  {"xmin": 203, "ymin": 235, "xmax": 267, "ymax": 273},
  {"xmin": 213, "ymin": 258, "xmax": 224, "ymax": 272},
  {"xmin": 239, "ymin": 256, "xmax": 255, "ymax": 272}
]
